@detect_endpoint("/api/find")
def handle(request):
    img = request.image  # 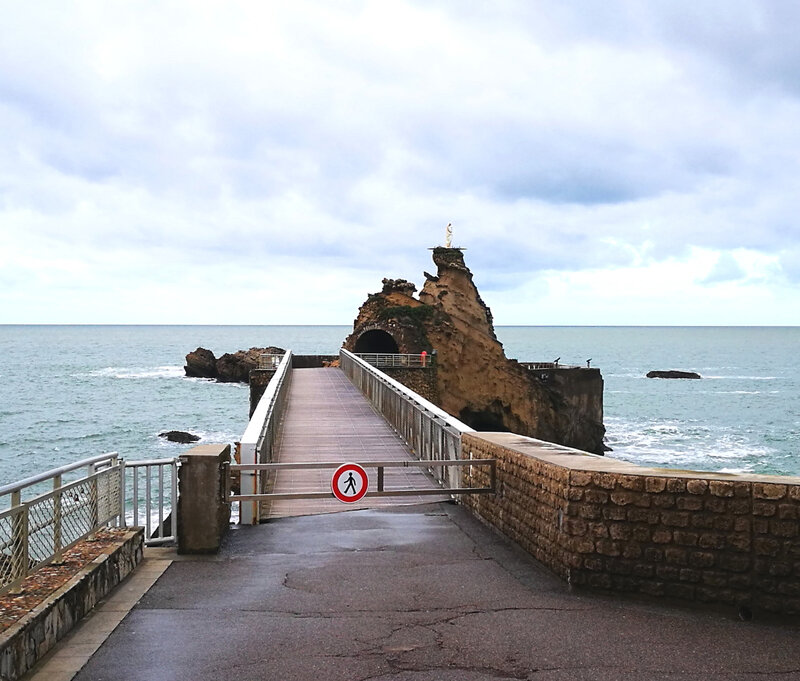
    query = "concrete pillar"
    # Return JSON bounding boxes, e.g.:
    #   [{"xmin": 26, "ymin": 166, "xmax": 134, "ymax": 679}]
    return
[{"xmin": 177, "ymin": 444, "xmax": 231, "ymax": 554}]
